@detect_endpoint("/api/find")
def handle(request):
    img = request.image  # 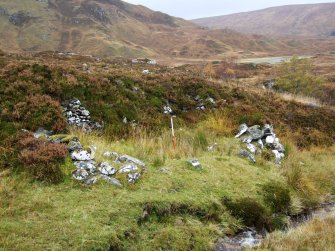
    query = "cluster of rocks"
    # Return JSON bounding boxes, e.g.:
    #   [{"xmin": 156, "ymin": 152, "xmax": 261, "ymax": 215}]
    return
[
  {"xmin": 195, "ymin": 95, "xmax": 216, "ymax": 111},
  {"xmin": 236, "ymin": 124, "xmax": 285, "ymax": 164},
  {"xmin": 162, "ymin": 96, "xmax": 216, "ymax": 115},
  {"xmin": 62, "ymin": 99, "xmax": 103, "ymax": 131},
  {"xmin": 69, "ymin": 138, "xmax": 145, "ymax": 186}
]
